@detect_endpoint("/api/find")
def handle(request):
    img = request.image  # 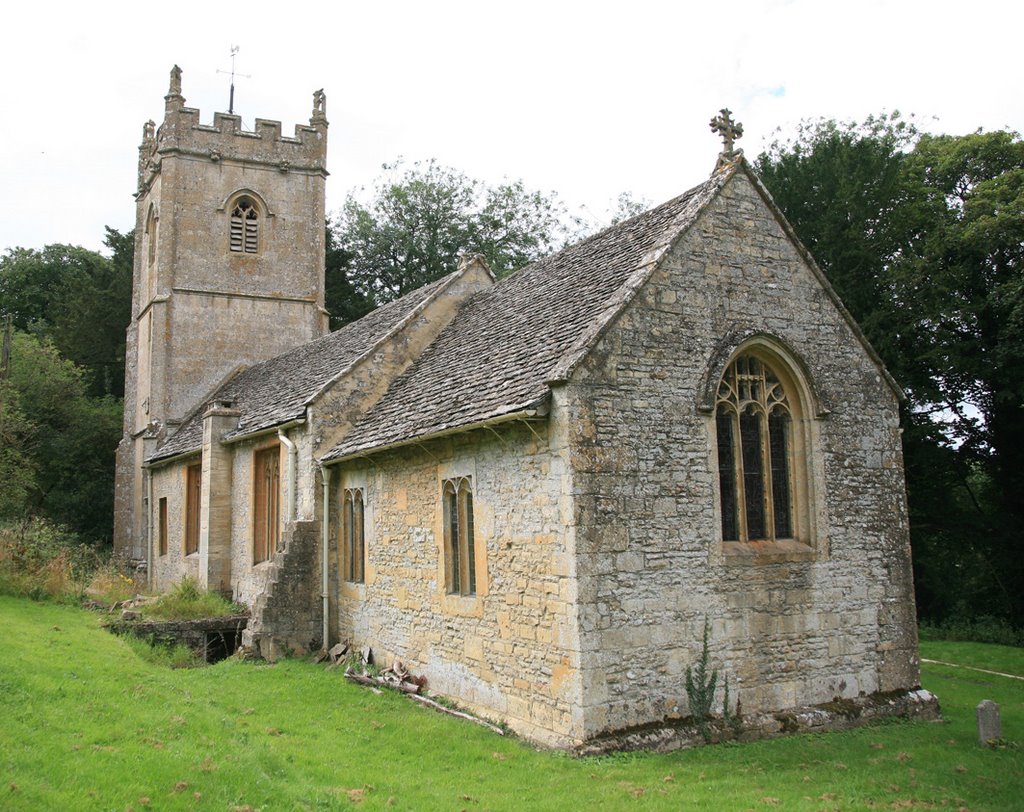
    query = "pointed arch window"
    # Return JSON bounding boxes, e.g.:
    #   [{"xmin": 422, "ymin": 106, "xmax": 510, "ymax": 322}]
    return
[
  {"xmin": 341, "ymin": 488, "xmax": 365, "ymax": 584},
  {"xmin": 443, "ymin": 477, "xmax": 476, "ymax": 595},
  {"xmin": 230, "ymin": 197, "xmax": 259, "ymax": 254},
  {"xmin": 715, "ymin": 354, "xmax": 797, "ymax": 543}
]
